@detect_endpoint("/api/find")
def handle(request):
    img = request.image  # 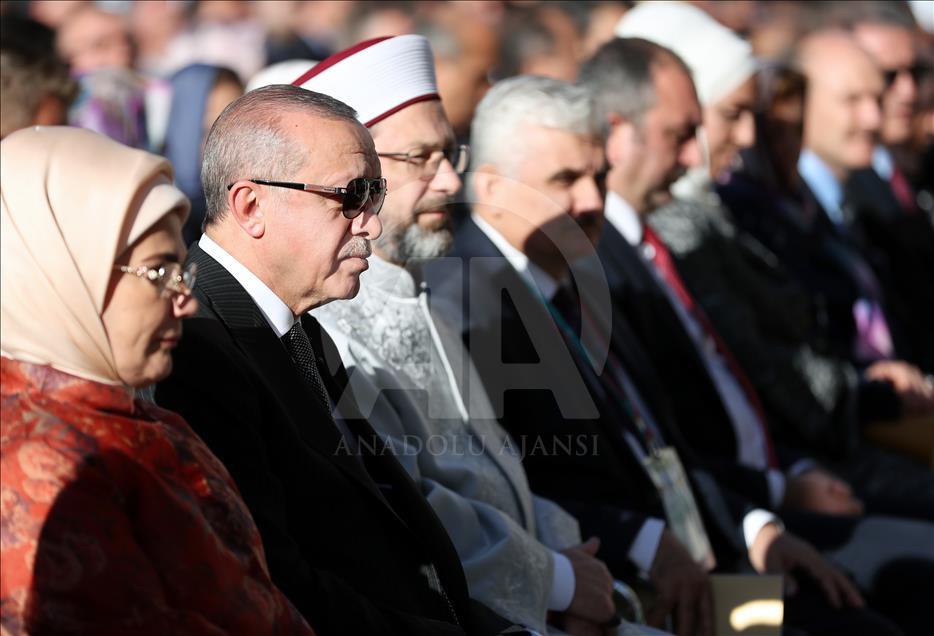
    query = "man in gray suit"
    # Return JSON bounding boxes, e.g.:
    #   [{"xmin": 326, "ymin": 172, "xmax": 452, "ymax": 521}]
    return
[{"xmin": 299, "ymin": 35, "xmax": 651, "ymax": 635}]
